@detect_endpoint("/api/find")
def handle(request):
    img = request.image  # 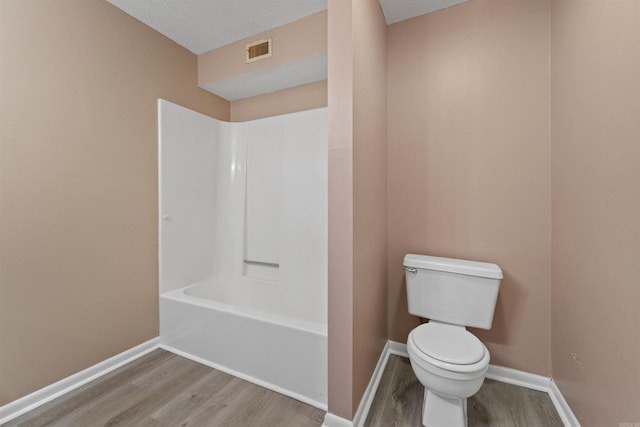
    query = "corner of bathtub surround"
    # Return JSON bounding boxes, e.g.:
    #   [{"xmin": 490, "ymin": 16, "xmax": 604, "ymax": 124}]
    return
[{"xmin": 0, "ymin": 338, "xmax": 160, "ymax": 425}]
